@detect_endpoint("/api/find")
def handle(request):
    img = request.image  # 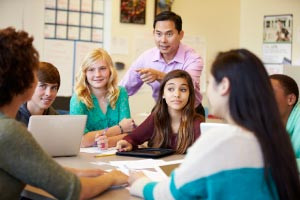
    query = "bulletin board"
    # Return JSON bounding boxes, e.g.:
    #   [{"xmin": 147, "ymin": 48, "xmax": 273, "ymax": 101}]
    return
[{"xmin": 43, "ymin": 0, "xmax": 104, "ymax": 96}]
